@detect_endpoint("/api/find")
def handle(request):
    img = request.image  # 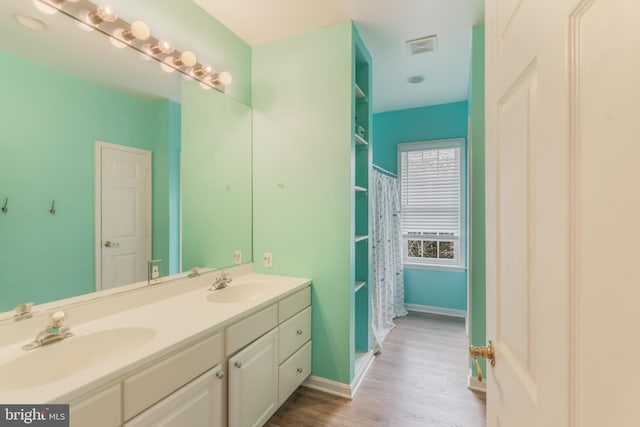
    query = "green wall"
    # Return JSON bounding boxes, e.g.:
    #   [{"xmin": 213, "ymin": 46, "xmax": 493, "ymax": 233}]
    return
[
  {"xmin": 181, "ymin": 82, "xmax": 253, "ymax": 271},
  {"xmin": 252, "ymin": 21, "xmax": 354, "ymax": 384},
  {"xmin": 469, "ymin": 25, "xmax": 487, "ymax": 377},
  {"xmin": 0, "ymin": 51, "xmax": 178, "ymax": 310},
  {"xmin": 373, "ymin": 101, "xmax": 469, "ymax": 311}
]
